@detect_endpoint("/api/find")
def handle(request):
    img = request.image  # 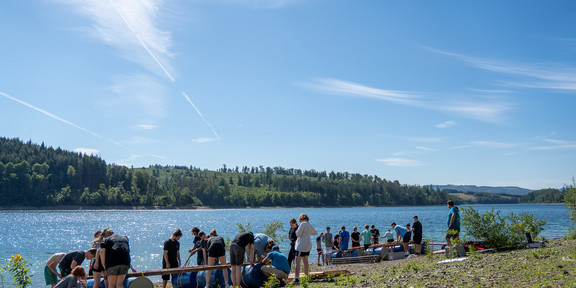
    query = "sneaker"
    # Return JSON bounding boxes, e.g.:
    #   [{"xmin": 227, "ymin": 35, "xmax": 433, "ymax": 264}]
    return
[{"xmin": 292, "ymin": 278, "xmax": 299, "ymax": 285}]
